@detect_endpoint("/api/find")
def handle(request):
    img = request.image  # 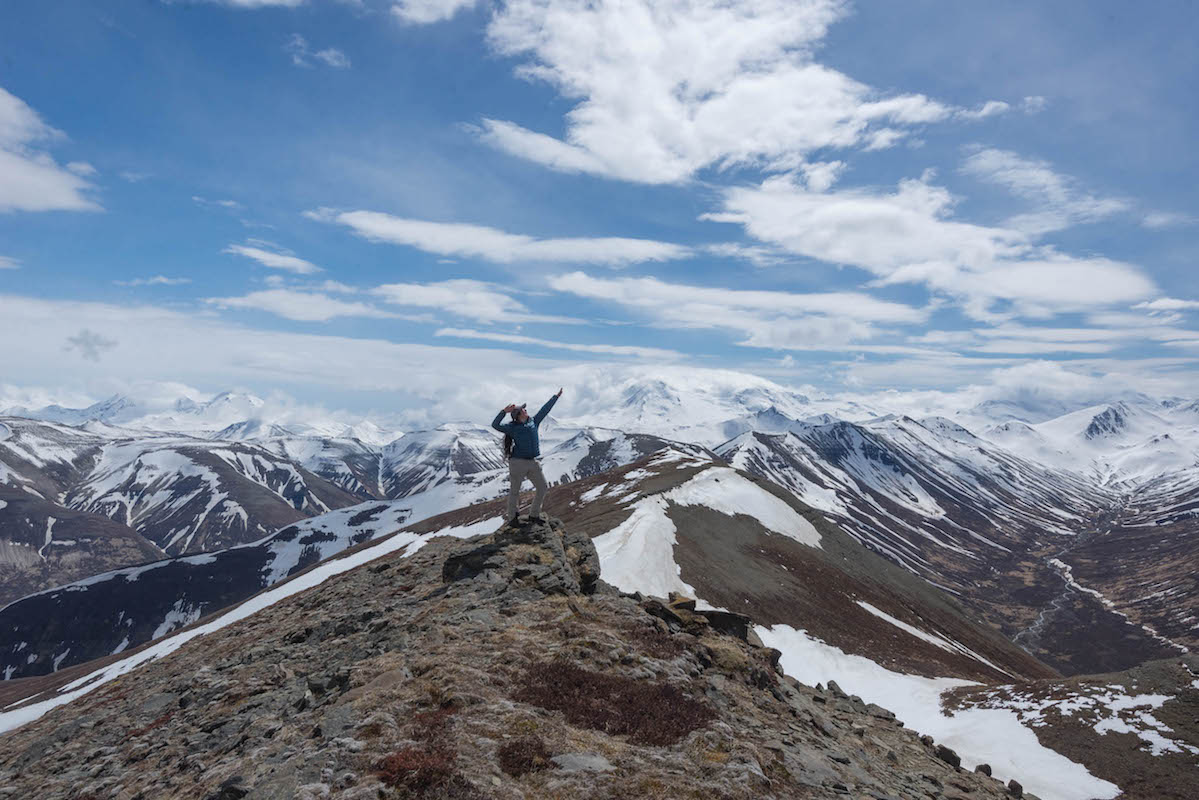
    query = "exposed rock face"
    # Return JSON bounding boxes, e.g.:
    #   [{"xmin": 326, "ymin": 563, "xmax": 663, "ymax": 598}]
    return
[{"xmin": 0, "ymin": 518, "xmax": 1022, "ymax": 799}]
